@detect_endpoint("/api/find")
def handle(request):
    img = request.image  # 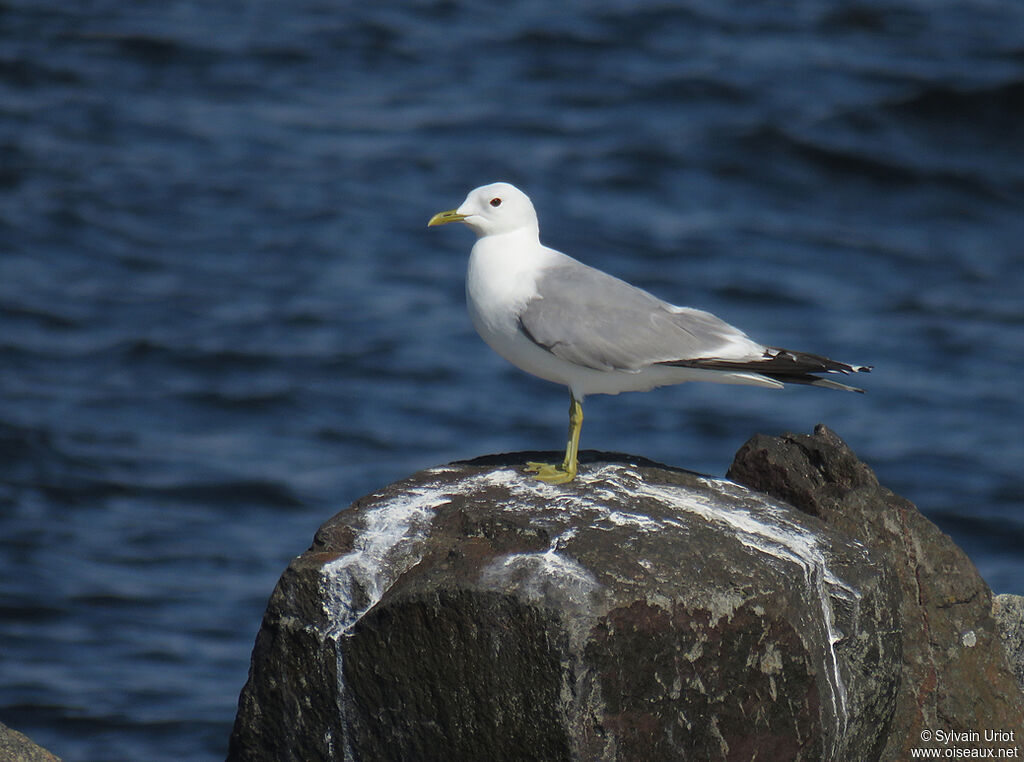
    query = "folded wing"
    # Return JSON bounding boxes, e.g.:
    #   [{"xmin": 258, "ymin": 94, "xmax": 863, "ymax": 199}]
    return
[
  {"xmin": 518, "ymin": 258, "xmax": 765, "ymax": 372},
  {"xmin": 518, "ymin": 256, "xmax": 870, "ymax": 392}
]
